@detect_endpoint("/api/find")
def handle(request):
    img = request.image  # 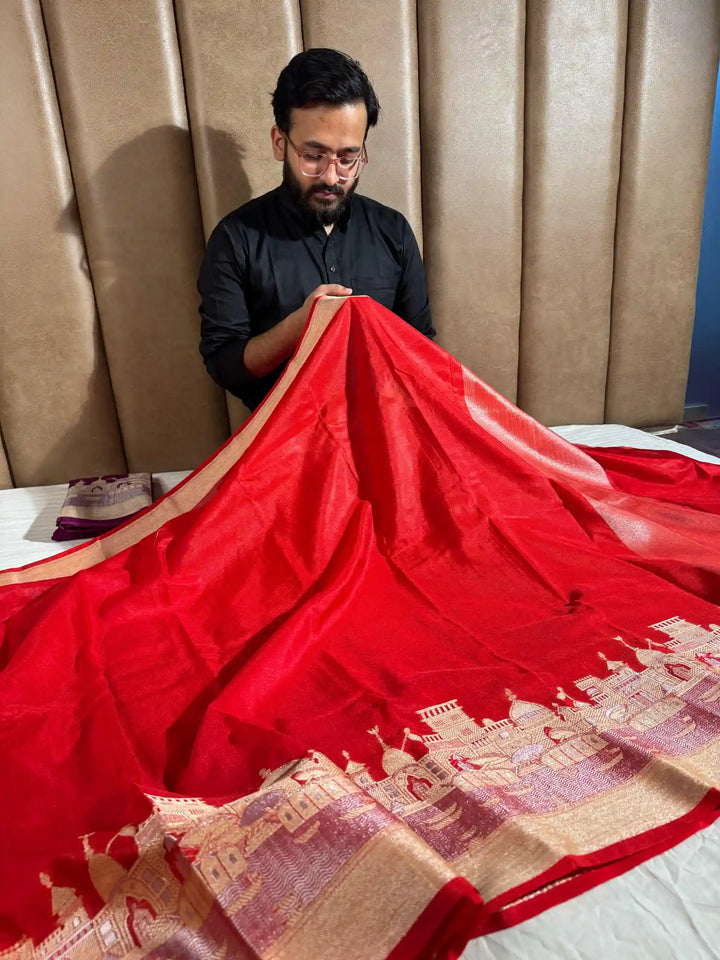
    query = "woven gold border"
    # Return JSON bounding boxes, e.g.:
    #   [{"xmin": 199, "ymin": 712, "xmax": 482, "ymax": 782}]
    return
[
  {"xmin": 266, "ymin": 824, "xmax": 454, "ymax": 960},
  {"xmin": 454, "ymin": 735, "xmax": 720, "ymax": 905},
  {"xmin": 0, "ymin": 298, "xmax": 347, "ymax": 587}
]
